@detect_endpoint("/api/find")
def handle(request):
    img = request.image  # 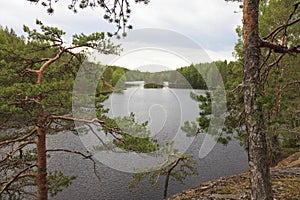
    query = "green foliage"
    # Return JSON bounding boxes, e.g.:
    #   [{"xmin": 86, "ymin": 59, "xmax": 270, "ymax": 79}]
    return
[
  {"xmin": 23, "ymin": 19, "xmax": 65, "ymax": 43},
  {"xmin": 111, "ymin": 68, "xmax": 126, "ymax": 90},
  {"xmin": 181, "ymin": 121, "xmax": 198, "ymax": 137},
  {"xmin": 47, "ymin": 171, "xmax": 76, "ymax": 197},
  {"xmin": 233, "ymin": 26, "xmax": 243, "ymax": 61},
  {"xmin": 0, "ymin": 21, "xmax": 122, "ymax": 198},
  {"xmin": 92, "ymin": 111, "xmax": 159, "ymax": 153},
  {"xmin": 27, "ymin": 0, "xmax": 150, "ymax": 37},
  {"xmin": 191, "ymin": 91, "xmax": 212, "ymax": 133},
  {"xmin": 112, "ymin": 113, "xmax": 159, "ymax": 153},
  {"xmin": 188, "ymin": 90, "xmax": 234, "ymax": 145},
  {"xmin": 228, "ymin": 0, "xmax": 300, "ymax": 155},
  {"xmin": 125, "ymin": 70, "xmax": 144, "ymax": 81},
  {"xmin": 170, "ymin": 154, "xmax": 199, "ymax": 180},
  {"xmin": 176, "ymin": 64, "xmax": 207, "ymax": 89},
  {"xmin": 72, "ymin": 32, "xmax": 120, "ymax": 54},
  {"xmin": 124, "ymin": 62, "xmax": 227, "ymax": 90},
  {"xmin": 259, "ymin": 0, "xmax": 300, "ymax": 156},
  {"xmin": 144, "ymin": 83, "xmax": 164, "ymax": 88},
  {"xmin": 0, "ymin": 23, "xmax": 84, "ymax": 129},
  {"xmin": 129, "ymin": 154, "xmax": 198, "ymax": 198},
  {"xmin": 72, "ymin": 63, "xmax": 159, "ymax": 153},
  {"xmin": 94, "ymin": 65, "xmax": 129, "ymax": 94}
]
